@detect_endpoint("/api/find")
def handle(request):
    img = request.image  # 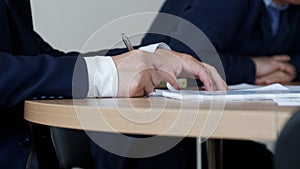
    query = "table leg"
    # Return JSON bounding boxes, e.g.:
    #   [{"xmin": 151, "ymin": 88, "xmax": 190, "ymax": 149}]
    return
[
  {"xmin": 196, "ymin": 137, "xmax": 202, "ymax": 169},
  {"xmin": 206, "ymin": 139, "xmax": 223, "ymax": 169}
]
